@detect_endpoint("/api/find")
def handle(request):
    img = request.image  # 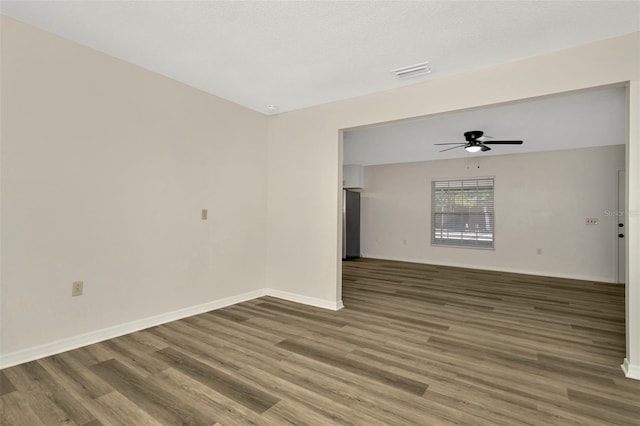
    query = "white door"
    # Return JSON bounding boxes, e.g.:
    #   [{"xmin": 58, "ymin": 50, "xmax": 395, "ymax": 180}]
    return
[{"xmin": 617, "ymin": 169, "xmax": 626, "ymax": 283}]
